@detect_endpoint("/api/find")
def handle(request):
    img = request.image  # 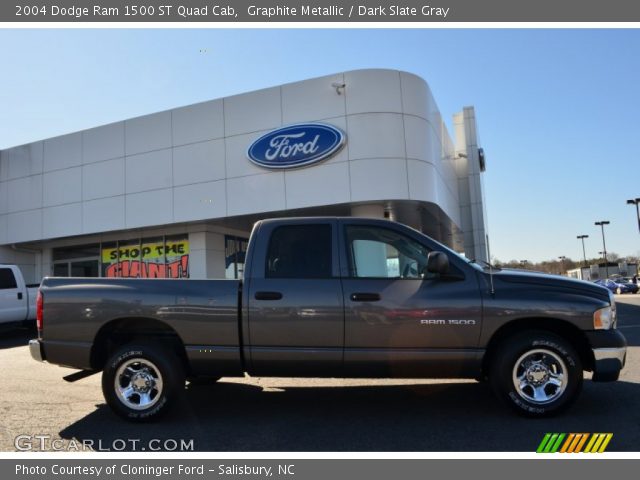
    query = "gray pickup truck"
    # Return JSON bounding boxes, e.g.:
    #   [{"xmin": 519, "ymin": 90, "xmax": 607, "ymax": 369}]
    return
[{"xmin": 30, "ymin": 217, "xmax": 626, "ymax": 421}]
